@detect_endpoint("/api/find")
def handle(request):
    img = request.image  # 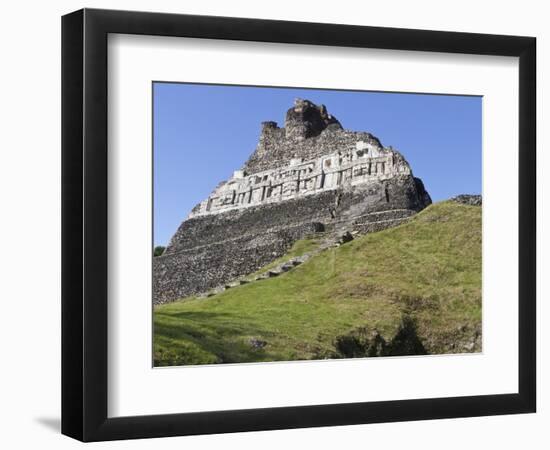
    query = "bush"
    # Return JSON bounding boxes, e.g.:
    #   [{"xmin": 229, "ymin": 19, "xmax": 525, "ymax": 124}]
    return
[{"xmin": 154, "ymin": 246, "xmax": 166, "ymax": 257}]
